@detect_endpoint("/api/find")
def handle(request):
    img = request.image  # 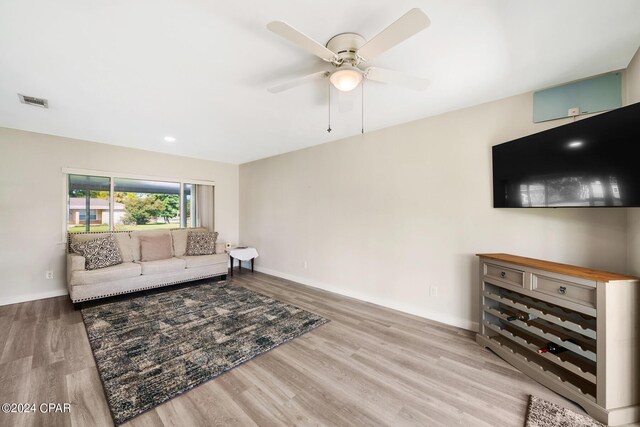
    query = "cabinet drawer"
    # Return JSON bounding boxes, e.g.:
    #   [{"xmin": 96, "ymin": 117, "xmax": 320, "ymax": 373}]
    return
[
  {"xmin": 531, "ymin": 274, "xmax": 596, "ymax": 308},
  {"xmin": 484, "ymin": 263, "xmax": 525, "ymax": 288}
]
